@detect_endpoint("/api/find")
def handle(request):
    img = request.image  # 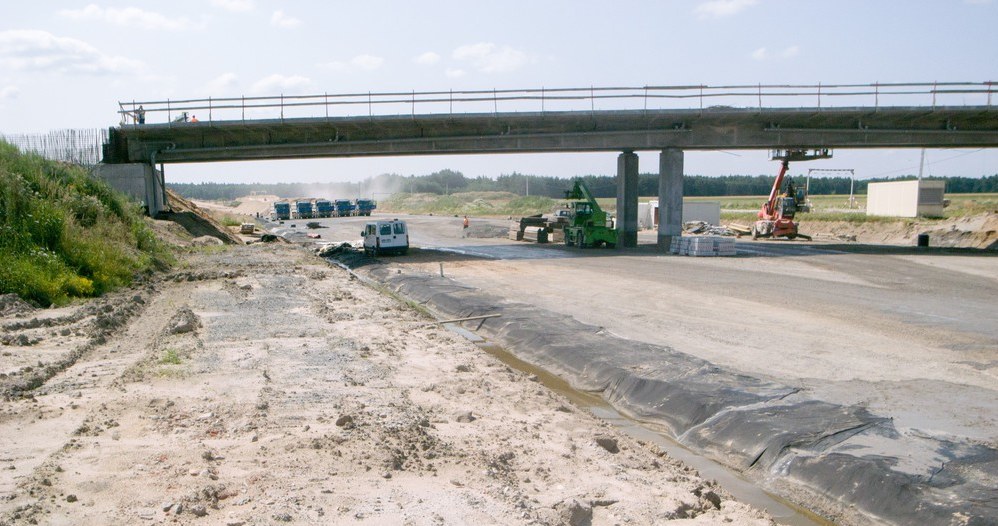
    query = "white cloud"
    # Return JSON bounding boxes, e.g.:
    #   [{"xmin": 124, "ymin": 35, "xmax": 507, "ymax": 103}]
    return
[
  {"xmin": 781, "ymin": 45, "xmax": 800, "ymax": 58},
  {"xmin": 964, "ymin": 0, "xmax": 991, "ymax": 4},
  {"xmin": 445, "ymin": 68, "xmax": 465, "ymax": 78},
  {"xmin": 0, "ymin": 30, "xmax": 143, "ymax": 75},
  {"xmin": 204, "ymin": 72, "xmax": 239, "ymax": 95},
  {"xmin": 270, "ymin": 10, "xmax": 302, "ymax": 28},
  {"xmin": 351, "ymin": 54, "xmax": 384, "ymax": 71},
  {"xmin": 320, "ymin": 60, "xmax": 346, "ymax": 71},
  {"xmin": 751, "ymin": 47, "xmax": 767, "ymax": 60},
  {"xmin": 695, "ymin": 0, "xmax": 759, "ymax": 18},
  {"xmin": 58, "ymin": 4, "xmax": 195, "ymax": 31},
  {"xmin": 0, "ymin": 85, "xmax": 19, "ymax": 99},
  {"xmin": 250, "ymin": 73, "xmax": 311, "ymax": 94},
  {"xmin": 319, "ymin": 55, "xmax": 384, "ymax": 72},
  {"xmin": 452, "ymin": 42, "xmax": 531, "ymax": 73},
  {"xmin": 211, "ymin": 0, "xmax": 255, "ymax": 12},
  {"xmin": 751, "ymin": 45, "xmax": 799, "ymax": 61},
  {"xmin": 413, "ymin": 51, "xmax": 440, "ymax": 65}
]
